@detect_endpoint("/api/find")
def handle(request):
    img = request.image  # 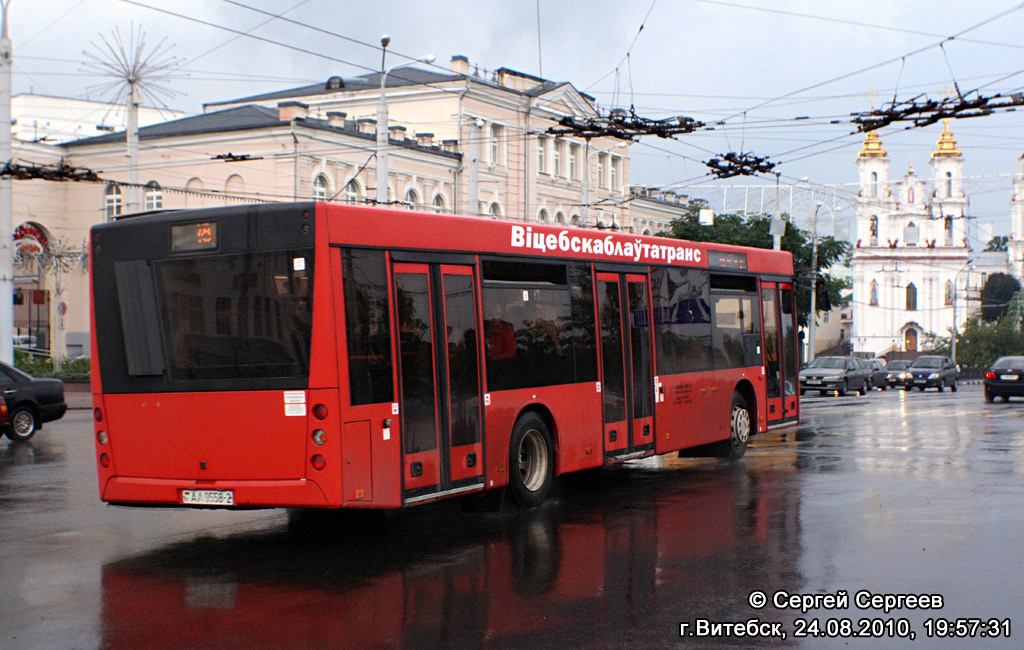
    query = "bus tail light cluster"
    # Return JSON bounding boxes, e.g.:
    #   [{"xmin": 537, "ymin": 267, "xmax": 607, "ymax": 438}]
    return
[
  {"xmin": 311, "ymin": 454, "xmax": 326, "ymax": 471},
  {"xmin": 311, "ymin": 429, "xmax": 326, "ymax": 445}
]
